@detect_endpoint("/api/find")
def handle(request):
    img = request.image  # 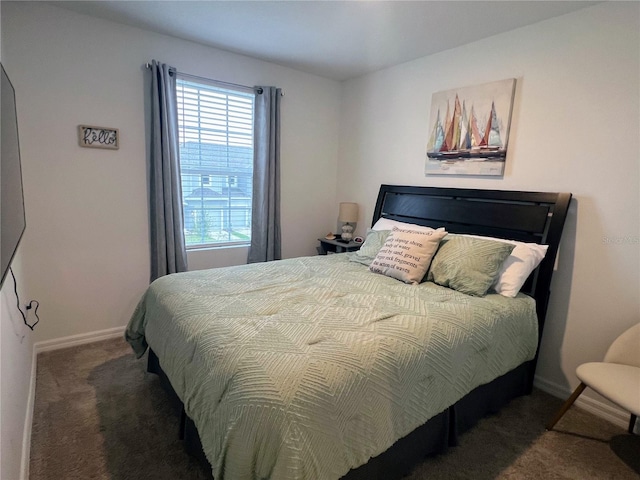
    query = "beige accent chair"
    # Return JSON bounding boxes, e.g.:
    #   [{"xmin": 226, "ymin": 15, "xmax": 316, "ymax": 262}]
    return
[{"xmin": 546, "ymin": 323, "xmax": 640, "ymax": 434}]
